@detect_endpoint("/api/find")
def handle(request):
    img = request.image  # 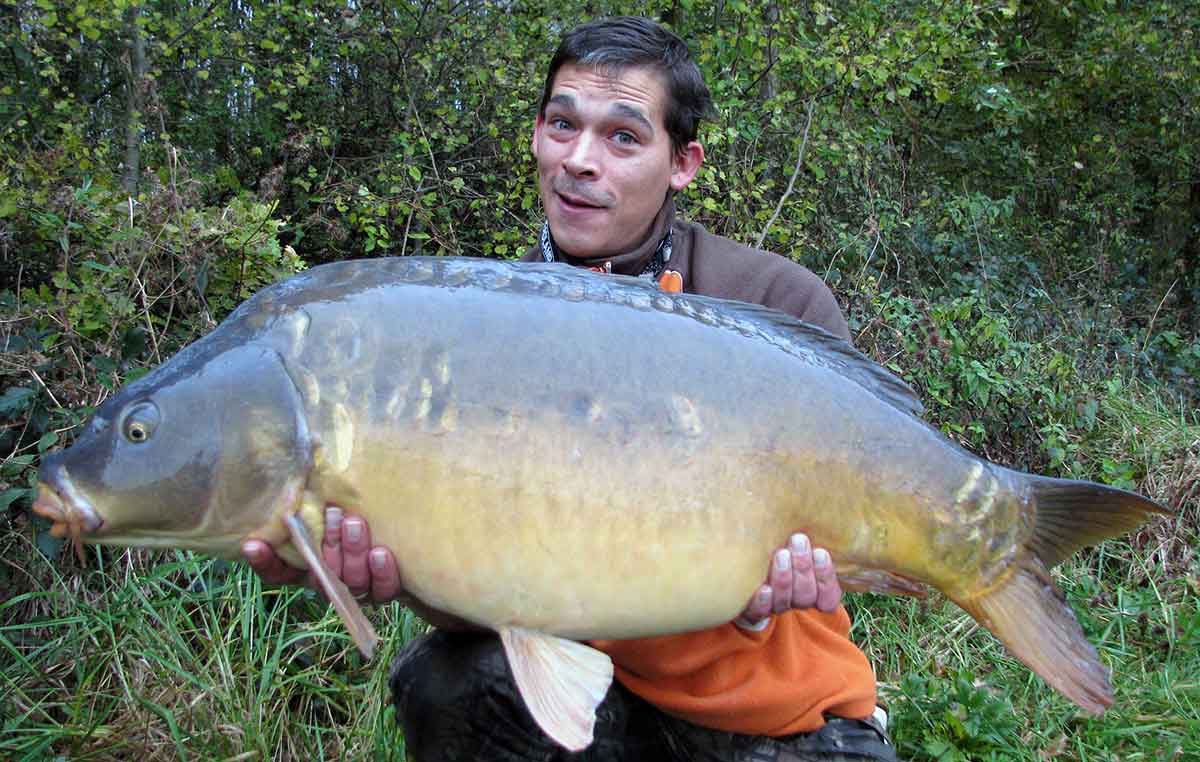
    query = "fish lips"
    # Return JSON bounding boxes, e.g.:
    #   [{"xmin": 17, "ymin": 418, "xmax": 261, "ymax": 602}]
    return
[{"xmin": 32, "ymin": 461, "xmax": 105, "ymax": 538}]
